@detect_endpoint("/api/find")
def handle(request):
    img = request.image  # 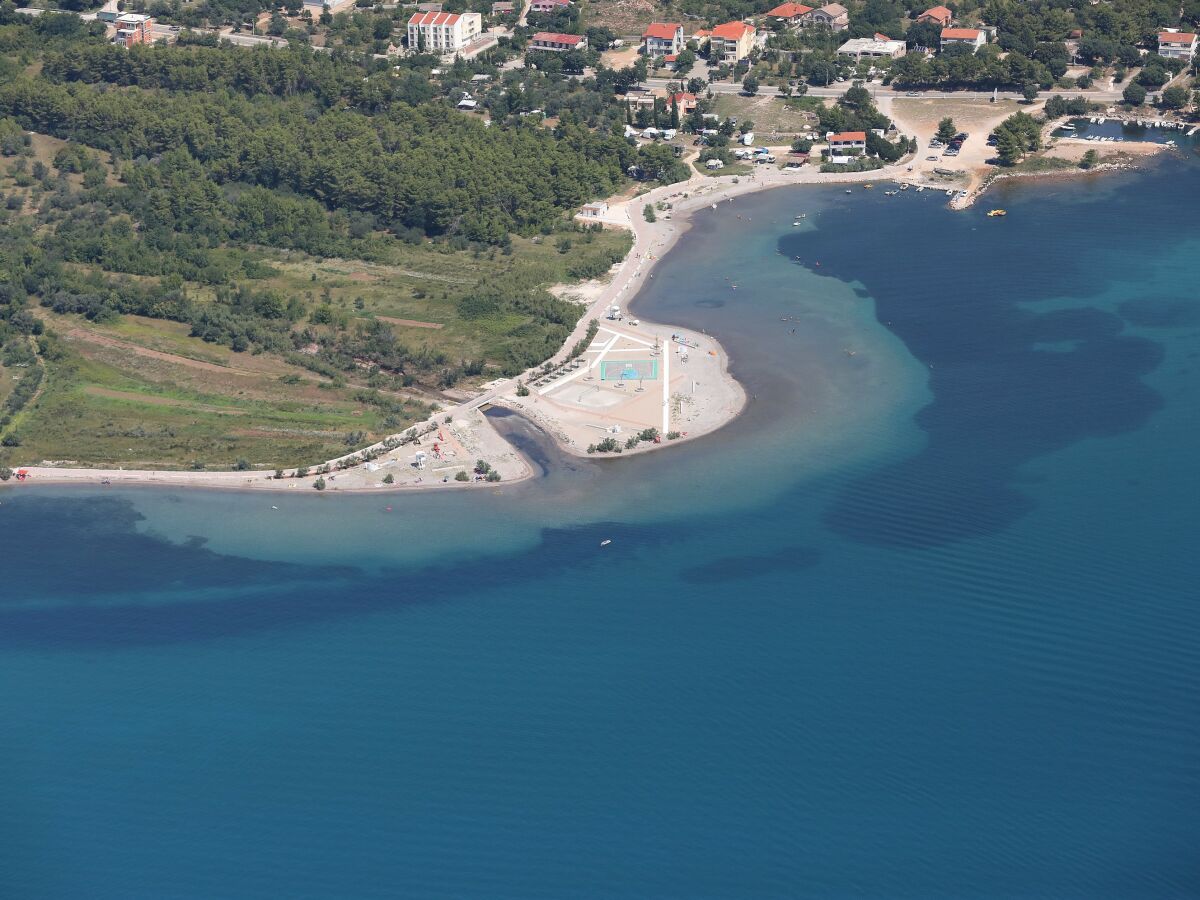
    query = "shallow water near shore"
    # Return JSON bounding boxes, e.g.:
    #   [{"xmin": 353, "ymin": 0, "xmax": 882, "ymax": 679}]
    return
[{"xmin": 3, "ymin": 149, "xmax": 1200, "ymax": 898}]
